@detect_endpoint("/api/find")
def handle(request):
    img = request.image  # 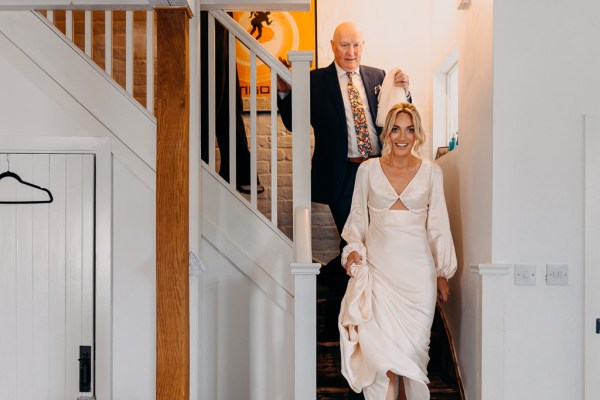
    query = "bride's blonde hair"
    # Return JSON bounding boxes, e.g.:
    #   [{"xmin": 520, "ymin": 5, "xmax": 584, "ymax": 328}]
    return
[{"xmin": 380, "ymin": 102, "xmax": 426, "ymax": 157}]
